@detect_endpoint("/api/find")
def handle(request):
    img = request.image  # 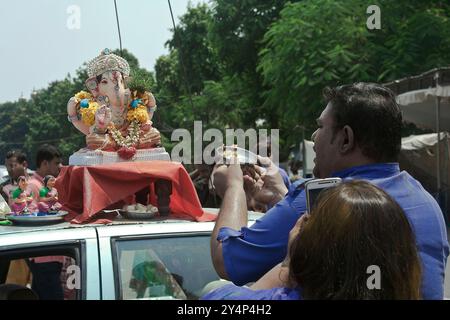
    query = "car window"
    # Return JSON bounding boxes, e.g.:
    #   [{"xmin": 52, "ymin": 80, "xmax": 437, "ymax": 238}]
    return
[
  {"xmin": 0, "ymin": 245, "xmax": 82, "ymax": 300},
  {"xmin": 114, "ymin": 235, "xmax": 220, "ymax": 300}
]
